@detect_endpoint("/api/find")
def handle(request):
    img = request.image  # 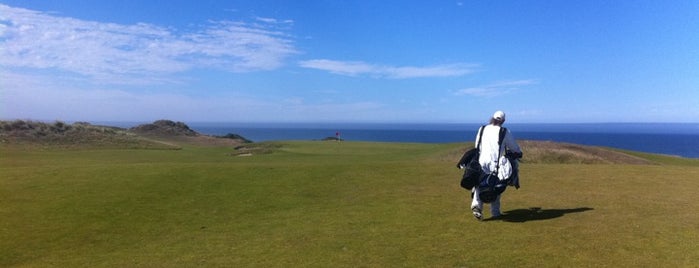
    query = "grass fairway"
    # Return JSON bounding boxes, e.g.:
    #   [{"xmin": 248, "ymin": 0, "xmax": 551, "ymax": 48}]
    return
[{"xmin": 2, "ymin": 141, "xmax": 698, "ymax": 267}]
